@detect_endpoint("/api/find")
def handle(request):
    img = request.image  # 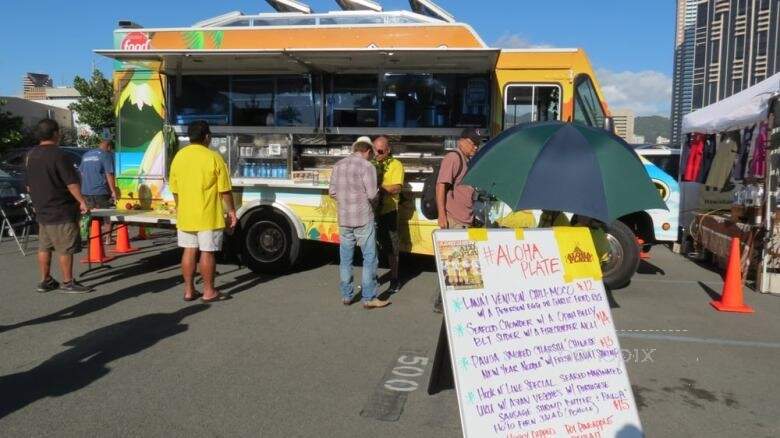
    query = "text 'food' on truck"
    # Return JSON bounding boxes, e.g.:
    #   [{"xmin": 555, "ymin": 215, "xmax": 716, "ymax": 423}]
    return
[{"xmin": 96, "ymin": 3, "xmax": 679, "ymax": 289}]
